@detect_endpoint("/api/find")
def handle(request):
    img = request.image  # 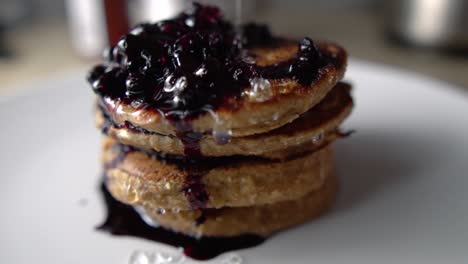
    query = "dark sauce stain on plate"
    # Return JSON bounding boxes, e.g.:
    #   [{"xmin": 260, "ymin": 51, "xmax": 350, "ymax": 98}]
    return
[{"xmin": 97, "ymin": 181, "xmax": 265, "ymax": 261}]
